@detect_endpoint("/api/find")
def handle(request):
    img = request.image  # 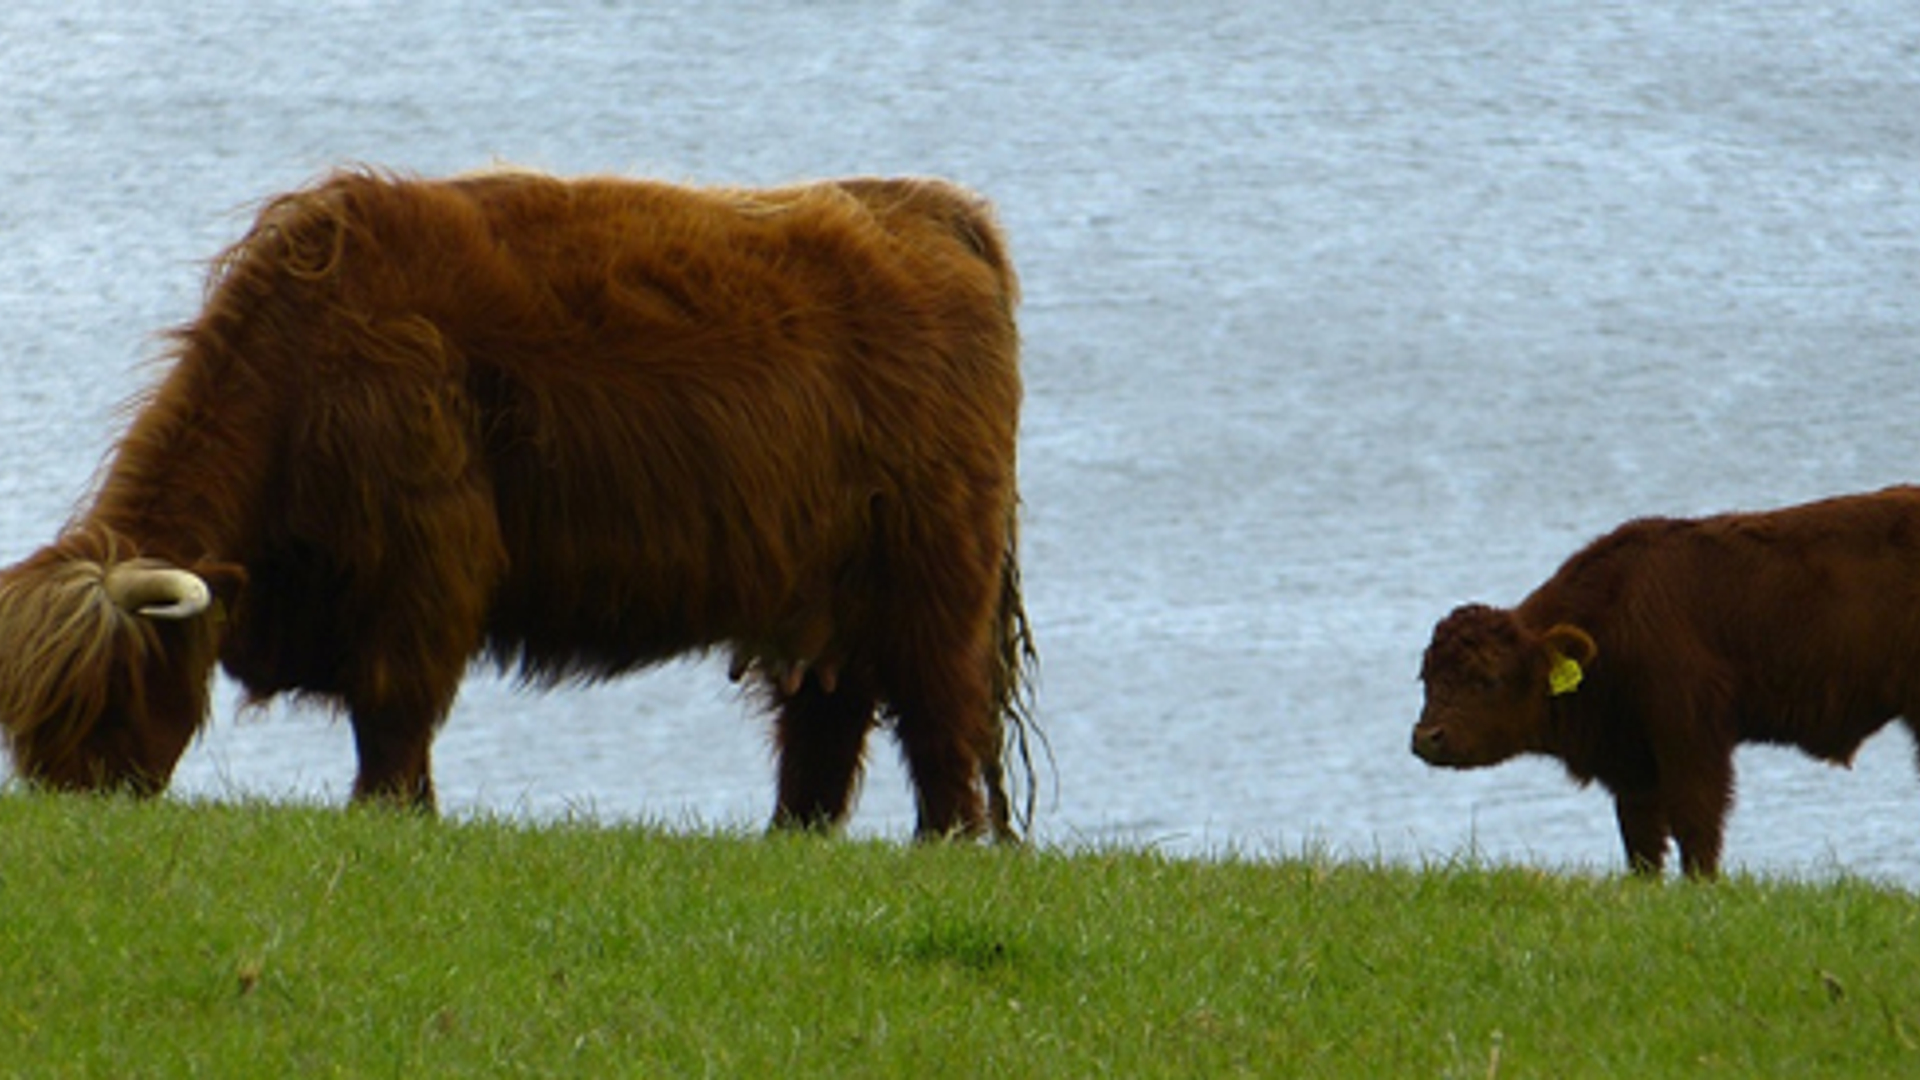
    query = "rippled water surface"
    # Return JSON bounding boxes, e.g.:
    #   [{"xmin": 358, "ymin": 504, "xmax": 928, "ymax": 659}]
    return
[{"xmin": 2, "ymin": 1, "xmax": 1918, "ymax": 884}]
